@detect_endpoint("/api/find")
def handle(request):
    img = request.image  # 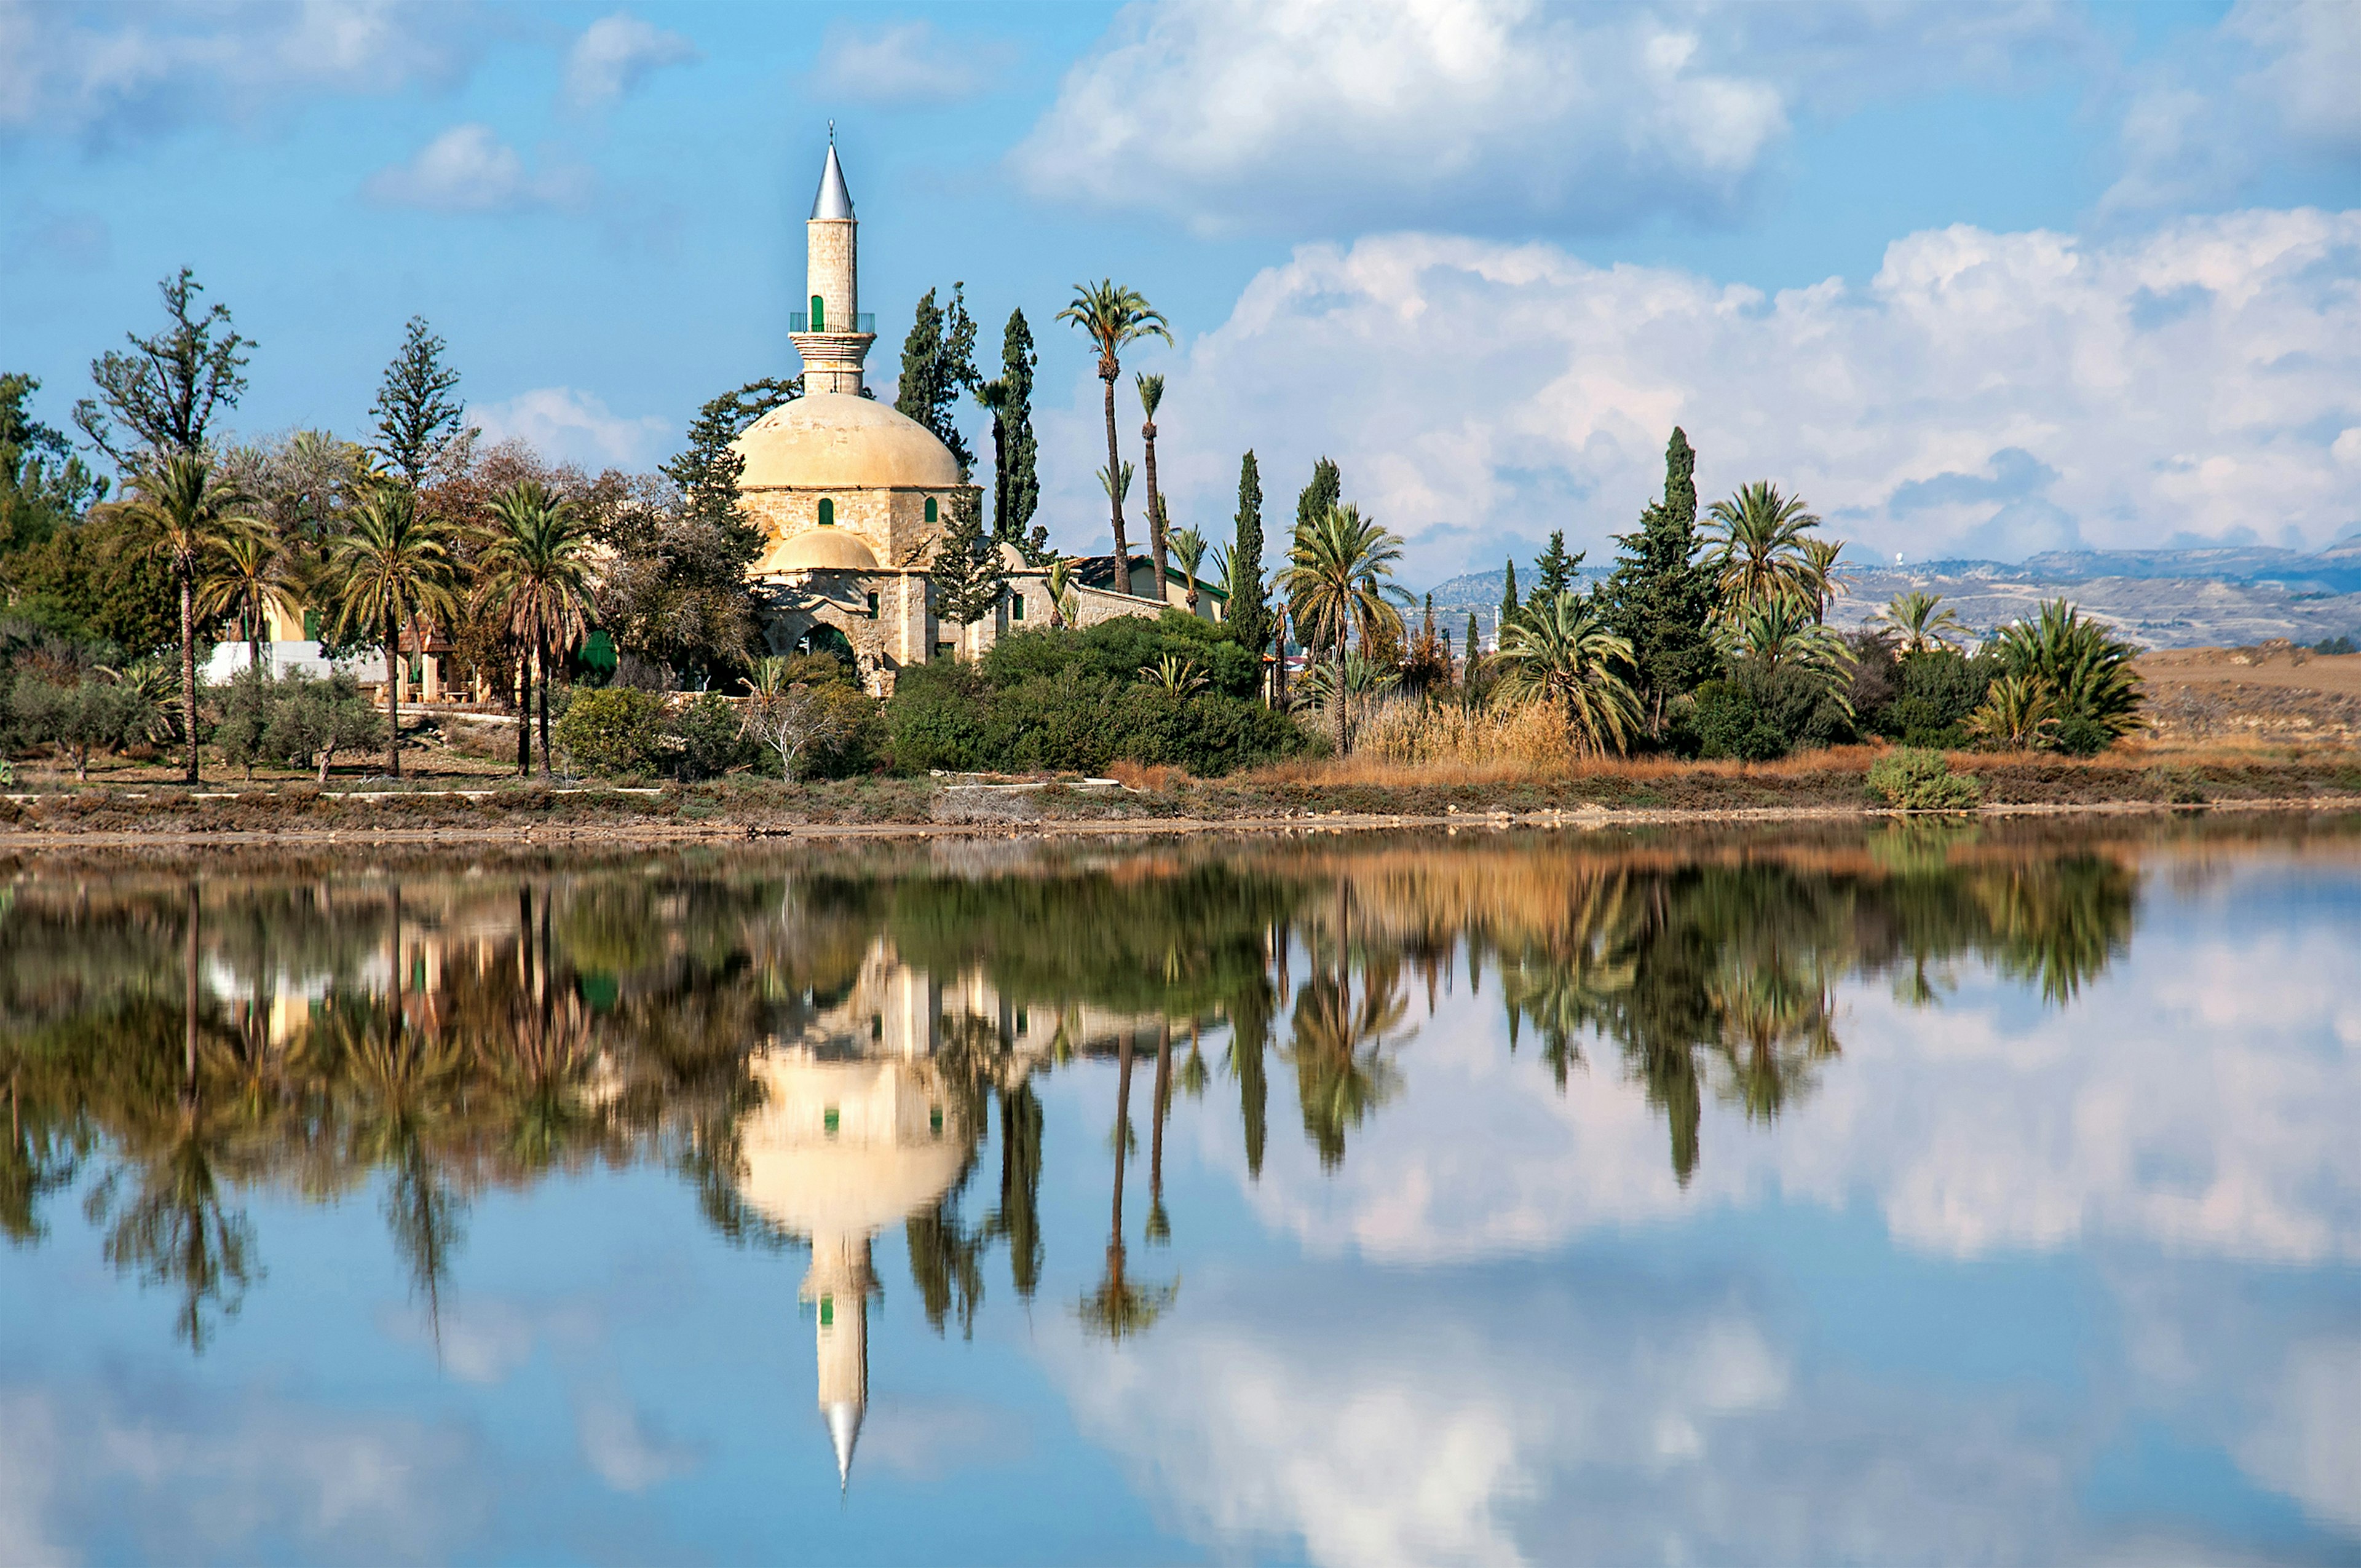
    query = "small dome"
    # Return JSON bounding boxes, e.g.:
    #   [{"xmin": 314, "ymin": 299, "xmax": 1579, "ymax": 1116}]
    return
[
  {"xmin": 763, "ymin": 529, "xmax": 880, "ymax": 573},
  {"xmin": 735, "ymin": 392, "xmax": 960, "ymax": 490}
]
